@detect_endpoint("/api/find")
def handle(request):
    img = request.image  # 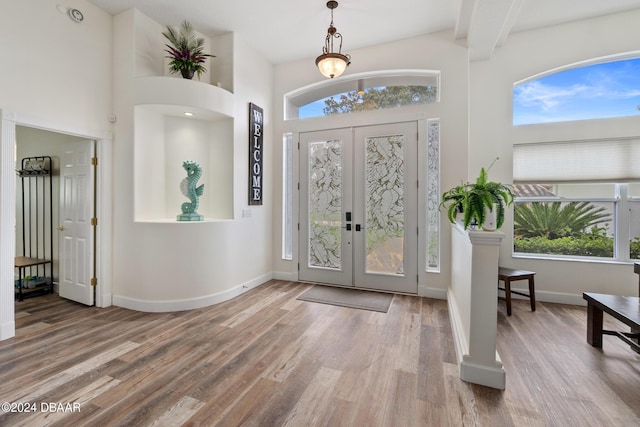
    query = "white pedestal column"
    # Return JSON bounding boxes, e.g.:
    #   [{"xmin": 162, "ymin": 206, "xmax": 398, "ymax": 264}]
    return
[{"xmin": 448, "ymin": 222, "xmax": 505, "ymax": 389}]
